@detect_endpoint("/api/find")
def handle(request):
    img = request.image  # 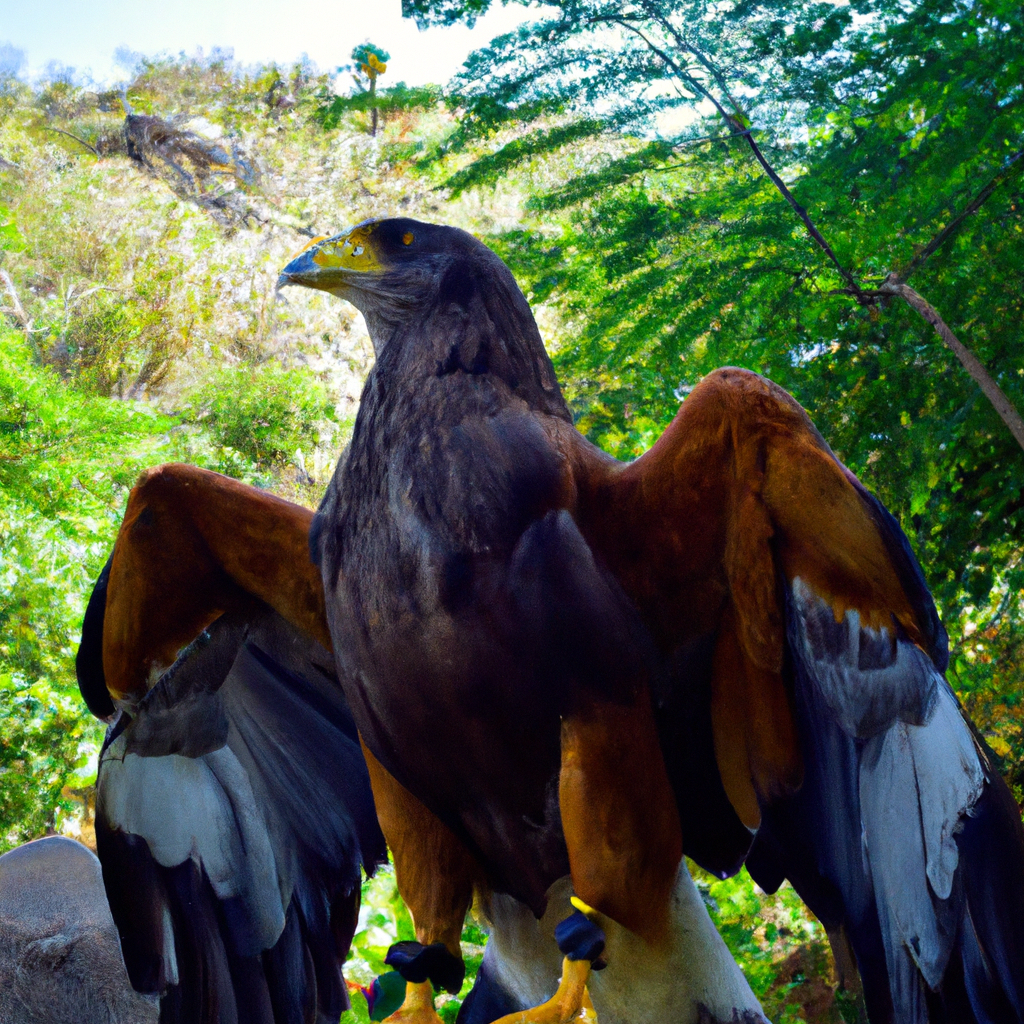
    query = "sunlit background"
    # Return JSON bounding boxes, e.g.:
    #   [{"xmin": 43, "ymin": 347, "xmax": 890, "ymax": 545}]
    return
[{"xmin": 0, "ymin": 0, "xmax": 532, "ymax": 85}]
